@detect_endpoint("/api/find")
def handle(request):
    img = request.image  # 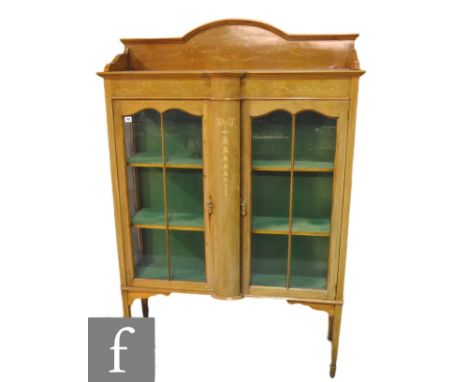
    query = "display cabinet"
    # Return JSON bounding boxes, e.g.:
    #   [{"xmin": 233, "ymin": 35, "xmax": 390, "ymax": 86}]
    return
[{"xmin": 98, "ymin": 19, "xmax": 364, "ymax": 377}]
